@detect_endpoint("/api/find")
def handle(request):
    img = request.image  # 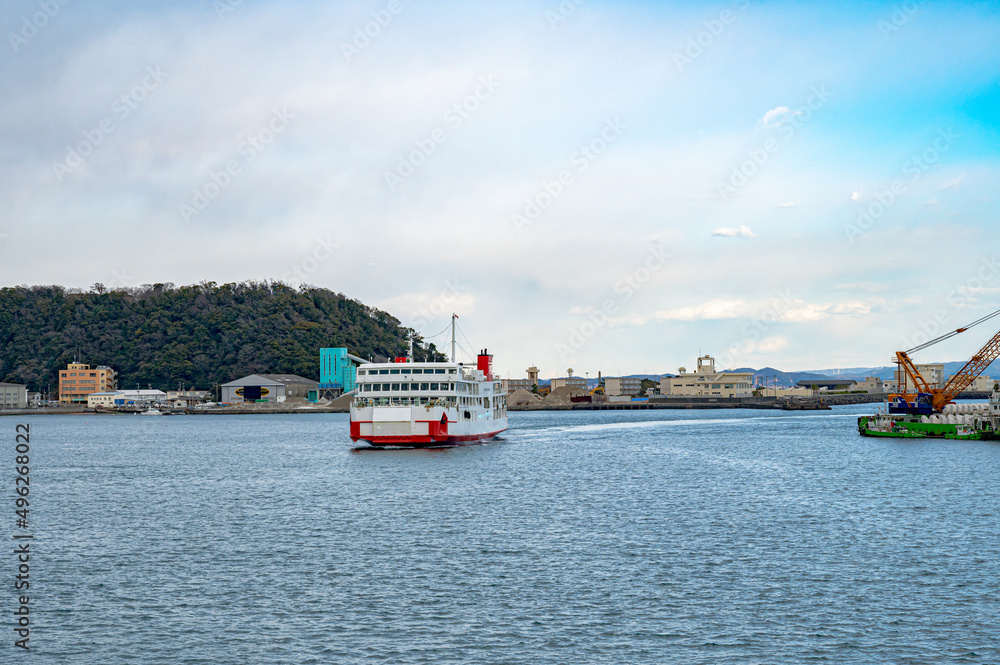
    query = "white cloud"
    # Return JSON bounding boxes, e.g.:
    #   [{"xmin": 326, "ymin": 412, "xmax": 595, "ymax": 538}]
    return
[
  {"xmin": 654, "ymin": 298, "xmax": 745, "ymax": 321},
  {"xmin": 850, "ymin": 186, "xmax": 862, "ymax": 202},
  {"xmin": 777, "ymin": 201, "xmax": 798, "ymax": 208},
  {"xmin": 711, "ymin": 225, "xmax": 755, "ymax": 238},
  {"xmin": 748, "ymin": 335, "xmax": 789, "ymax": 354},
  {"xmin": 760, "ymin": 106, "xmax": 801, "ymax": 127}
]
